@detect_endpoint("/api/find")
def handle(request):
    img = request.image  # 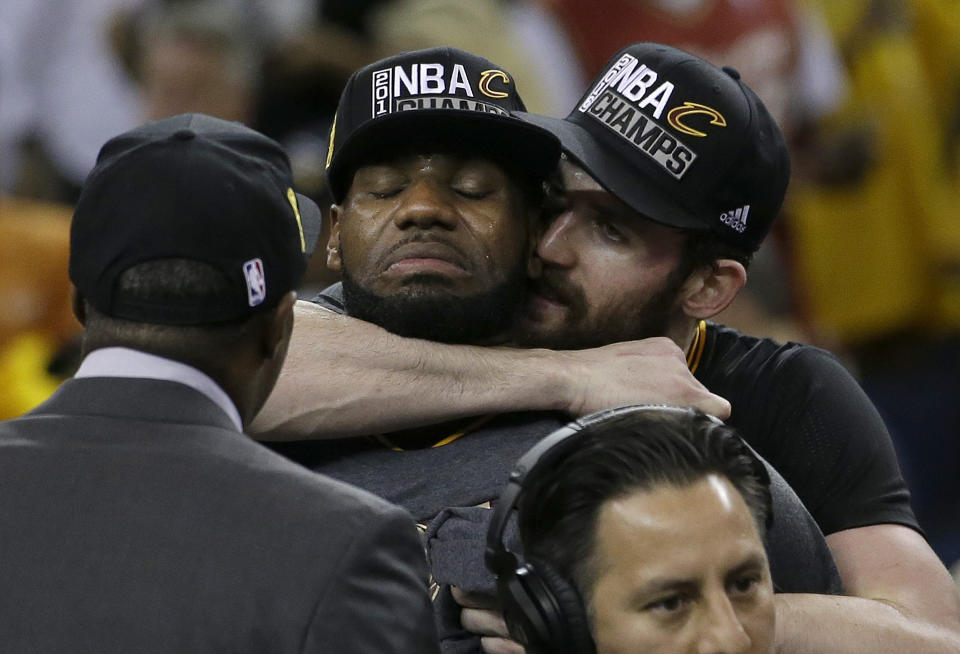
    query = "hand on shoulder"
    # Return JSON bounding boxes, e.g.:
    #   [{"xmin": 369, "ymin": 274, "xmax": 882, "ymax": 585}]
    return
[{"xmin": 556, "ymin": 337, "xmax": 731, "ymax": 419}]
